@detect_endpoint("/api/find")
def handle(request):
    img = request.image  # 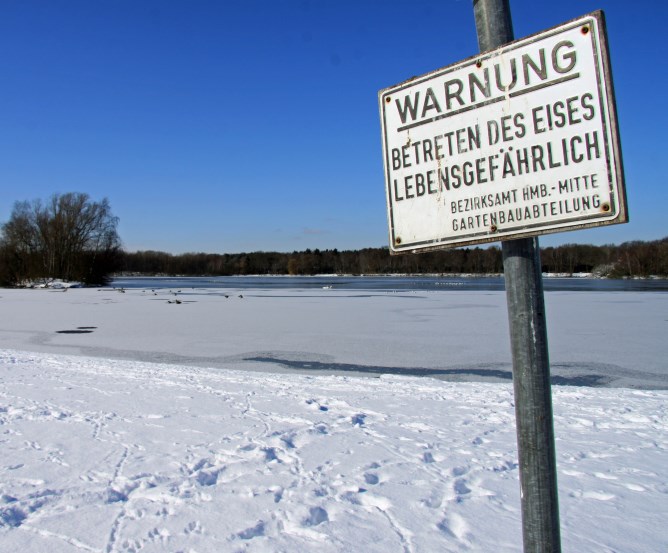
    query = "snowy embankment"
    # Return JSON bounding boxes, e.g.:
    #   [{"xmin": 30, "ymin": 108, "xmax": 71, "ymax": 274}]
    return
[{"xmin": 1, "ymin": 286, "xmax": 667, "ymax": 552}]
